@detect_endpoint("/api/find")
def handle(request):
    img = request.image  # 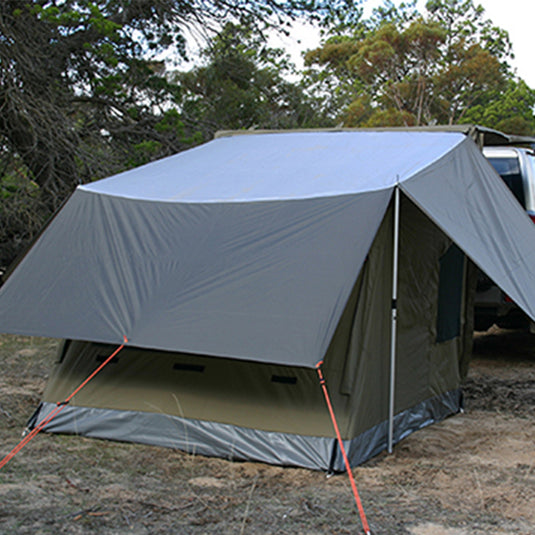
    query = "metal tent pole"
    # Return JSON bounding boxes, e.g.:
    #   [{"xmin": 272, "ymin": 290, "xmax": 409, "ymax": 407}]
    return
[{"xmin": 388, "ymin": 184, "xmax": 400, "ymax": 454}]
